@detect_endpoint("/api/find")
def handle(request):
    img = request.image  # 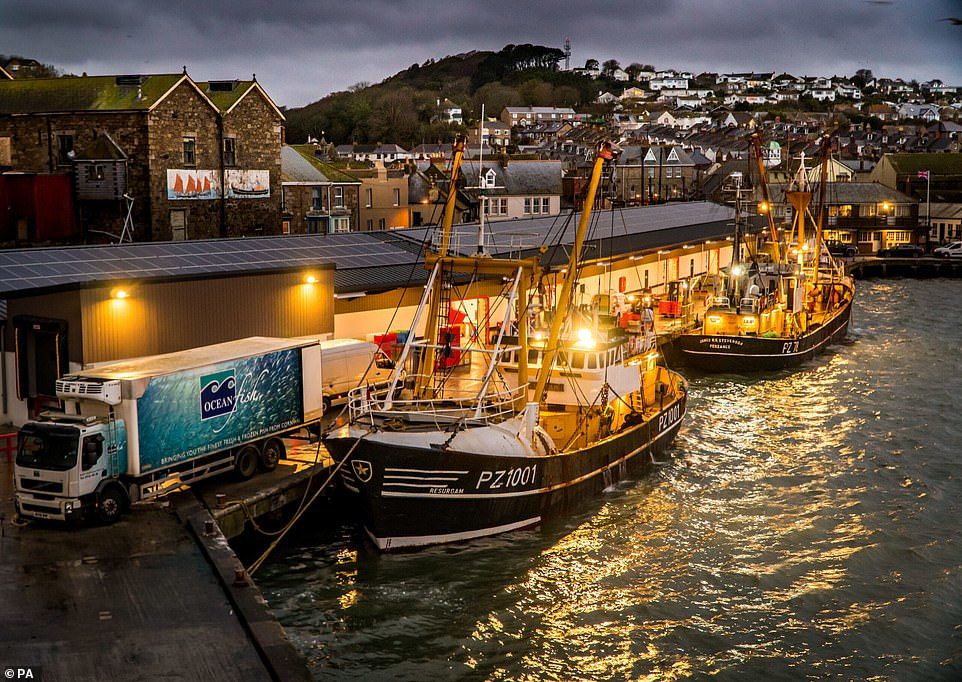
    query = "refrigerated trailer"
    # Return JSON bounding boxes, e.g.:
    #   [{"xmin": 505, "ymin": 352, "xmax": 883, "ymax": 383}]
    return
[{"xmin": 14, "ymin": 337, "xmax": 322, "ymax": 523}]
